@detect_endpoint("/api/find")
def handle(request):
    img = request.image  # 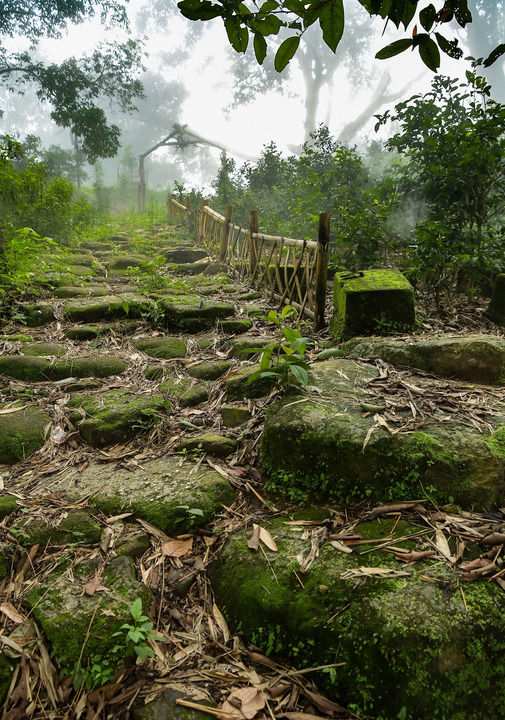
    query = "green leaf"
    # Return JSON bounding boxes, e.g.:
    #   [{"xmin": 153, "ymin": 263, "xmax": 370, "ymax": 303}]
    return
[
  {"xmin": 418, "ymin": 35, "xmax": 440, "ymax": 72},
  {"xmin": 375, "ymin": 38, "xmax": 413, "ymax": 60},
  {"xmin": 484, "ymin": 44, "xmax": 505, "ymax": 68},
  {"xmin": 319, "ymin": 0, "xmax": 344, "ymax": 53},
  {"xmin": 254, "ymin": 33, "xmax": 267, "ymax": 64},
  {"xmin": 177, "ymin": 0, "xmax": 223, "ymax": 21},
  {"xmin": 289, "ymin": 364, "xmax": 309, "ymax": 386},
  {"xmin": 259, "ymin": 0, "xmax": 279, "ymax": 12},
  {"xmin": 284, "ymin": 0, "xmax": 305, "ymax": 16},
  {"xmin": 225, "ymin": 17, "xmax": 249, "ymax": 53},
  {"xmin": 274, "ymin": 35, "xmax": 300, "ymax": 71},
  {"xmin": 419, "ymin": 3, "xmax": 436, "ymax": 31},
  {"xmin": 250, "ymin": 14, "xmax": 282, "ymax": 34},
  {"xmin": 130, "ymin": 598, "xmax": 143, "ymax": 621},
  {"xmin": 434, "ymin": 32, "xmax": 463, "ymax": 60}
]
